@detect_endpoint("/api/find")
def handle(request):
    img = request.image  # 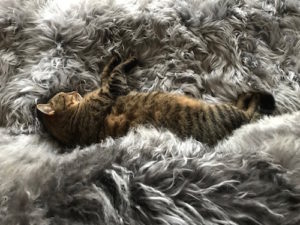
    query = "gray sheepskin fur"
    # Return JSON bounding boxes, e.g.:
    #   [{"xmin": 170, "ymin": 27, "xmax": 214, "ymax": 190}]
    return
[{"xmin": 1, "ymin": 0, "xmax": 300, "ymax": 224}]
